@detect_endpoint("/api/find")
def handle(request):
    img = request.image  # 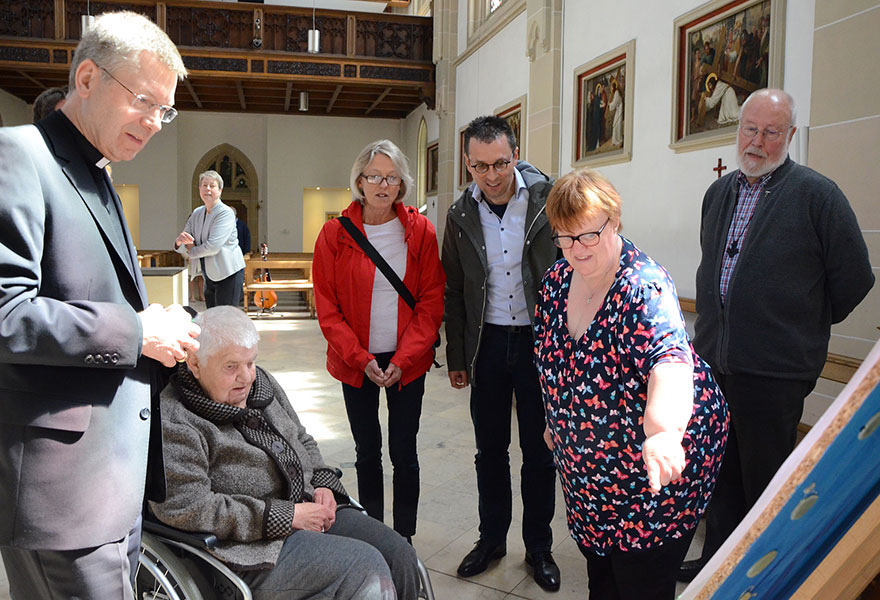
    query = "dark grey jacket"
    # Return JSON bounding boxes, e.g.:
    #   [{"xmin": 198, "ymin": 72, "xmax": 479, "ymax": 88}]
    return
[
  {"xmin": 0, "ymin": 112, "xmax": 155, "ymax": 551},
  {"xmin": 441, "ymin": 161, "xmax": 557, "ymax": 381},
  {"xmin": 693, "ymin": 158, "xmax": 874, "ymax": 381}
]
